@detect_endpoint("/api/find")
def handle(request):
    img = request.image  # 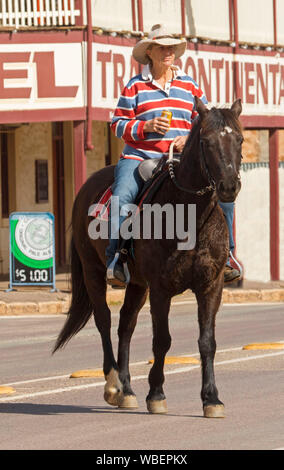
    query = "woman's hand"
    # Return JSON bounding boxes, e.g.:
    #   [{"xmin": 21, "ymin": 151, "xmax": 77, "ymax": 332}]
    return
[
  {"xmin": 172, "ymin": 135, "xmax": 187, "ymax": 153},
  {"xmin": 144, "ymin": 117, "xmax": 170, "ymax": 135}
]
